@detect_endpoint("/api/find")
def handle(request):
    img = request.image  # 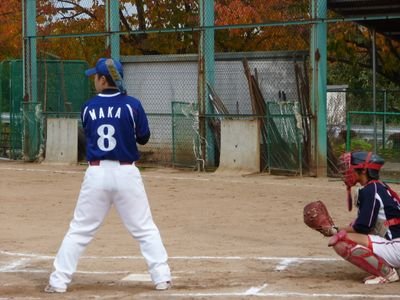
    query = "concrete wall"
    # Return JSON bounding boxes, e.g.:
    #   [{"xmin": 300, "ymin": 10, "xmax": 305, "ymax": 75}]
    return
[
  {"xmin": 44, "ymin": 118, "xmax": 78, "ymax": 164},
  {"xmin": 217, "ymin": 119, "xmax": 260, "ymax": 173}
]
